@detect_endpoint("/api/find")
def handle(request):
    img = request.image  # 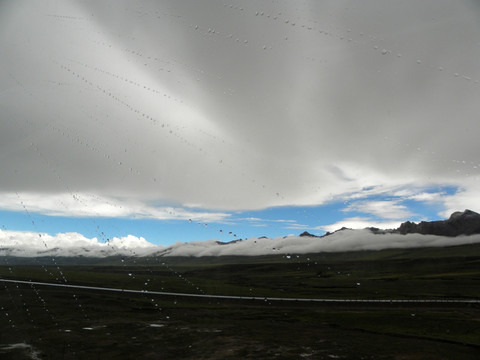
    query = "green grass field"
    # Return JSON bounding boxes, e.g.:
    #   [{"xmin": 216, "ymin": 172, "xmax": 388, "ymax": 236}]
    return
[{"xmin": 0, "ymin": 243, "xmax": 479, "ymax": 359}]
